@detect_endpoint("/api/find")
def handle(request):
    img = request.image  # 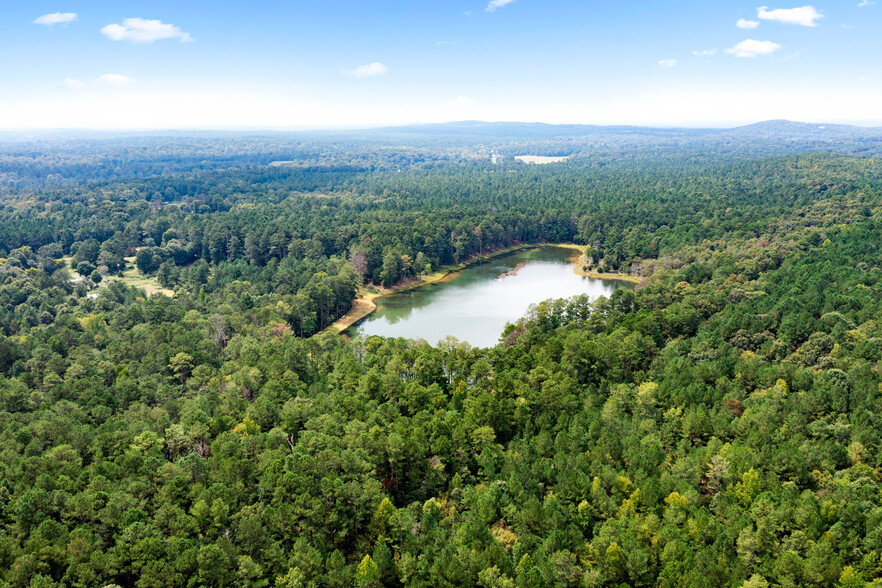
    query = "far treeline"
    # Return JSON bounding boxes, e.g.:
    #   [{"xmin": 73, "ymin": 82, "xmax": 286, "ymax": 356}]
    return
[{"xmin": 0, "ymin": 132, "xmax": 882, "ymax": 587}]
